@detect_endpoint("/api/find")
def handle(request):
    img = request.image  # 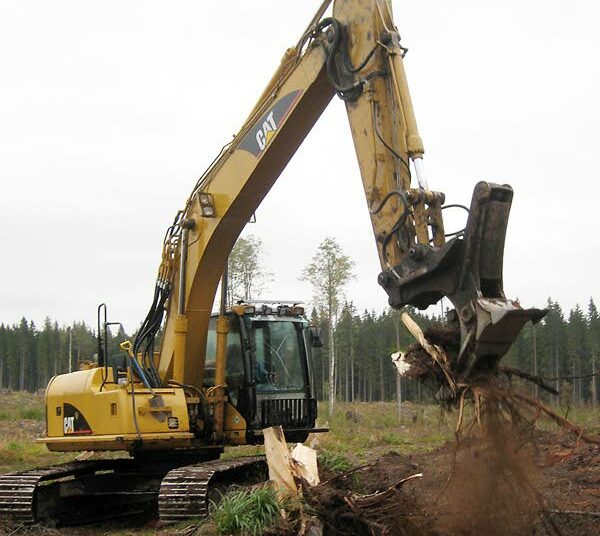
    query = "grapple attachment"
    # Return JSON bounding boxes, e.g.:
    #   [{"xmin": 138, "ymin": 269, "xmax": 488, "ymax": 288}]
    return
[{"xmin": 378, "ymin": 181, "xmax": 546, "ymax": 377}]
